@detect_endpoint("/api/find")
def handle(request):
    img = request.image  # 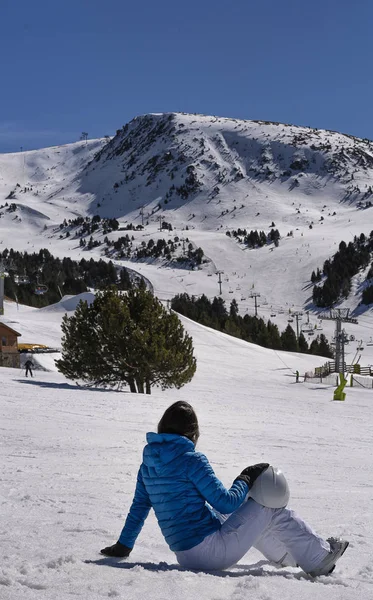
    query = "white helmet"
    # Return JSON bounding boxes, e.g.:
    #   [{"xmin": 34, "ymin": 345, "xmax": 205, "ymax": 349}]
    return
[{"xmin": 248, "ymin": 466, "xmax": 290, "ymax": 509}]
